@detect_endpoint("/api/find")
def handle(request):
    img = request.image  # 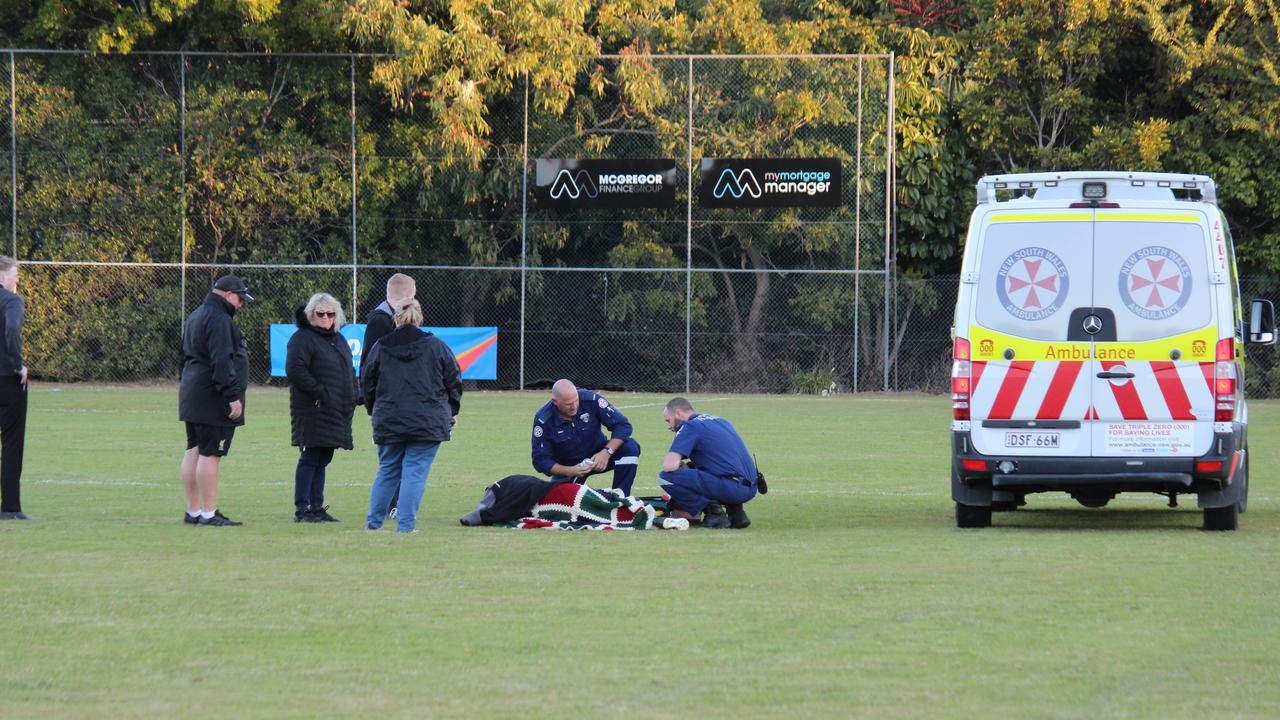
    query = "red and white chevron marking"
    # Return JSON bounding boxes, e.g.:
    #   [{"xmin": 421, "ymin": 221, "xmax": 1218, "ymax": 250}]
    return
[{"xmin": 971, "ymin": 360, "xmax": 1215, "ymax": 421}]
